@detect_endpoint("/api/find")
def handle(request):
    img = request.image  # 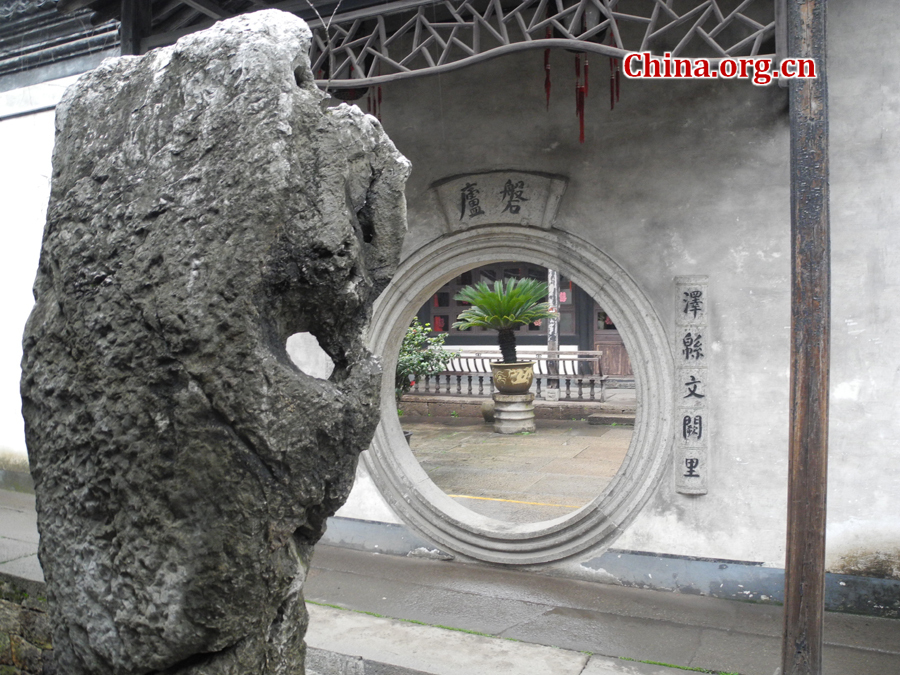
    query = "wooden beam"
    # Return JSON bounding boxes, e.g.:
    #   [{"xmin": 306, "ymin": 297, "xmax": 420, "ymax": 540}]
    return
[
  {"xmin": 157, "ymin": 7, "xmax": 202, "ymax": 32},
  {"xmin": 142, "ymin": 18, "xmax": 216, "ymax": 50},
  {"xmin": 56, "ymin": 0, "xmax": 100, "ymax": 12},
  {"xmin": 119, "ymin": 0, "xmax": 151, "ymax": 55},
  {"xmin": 180, "ymin": 0, "xmax": 233, "ymax": 20},
  {"xmin": 781, "ymin": 0, "xmax": 830, "ymax": 673},
  {"xmin": 775, "ymin": 0, "xmax": 788, "ymax": 87}
]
